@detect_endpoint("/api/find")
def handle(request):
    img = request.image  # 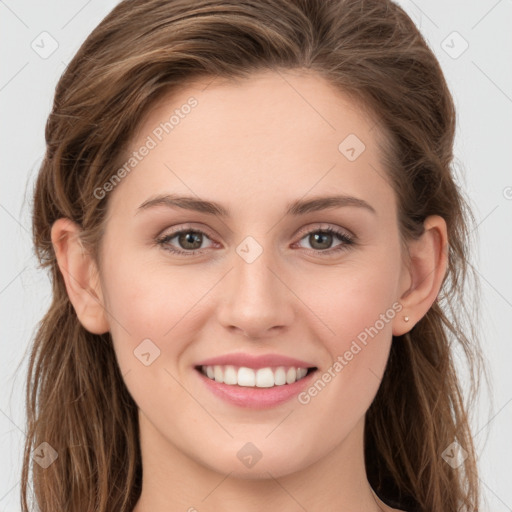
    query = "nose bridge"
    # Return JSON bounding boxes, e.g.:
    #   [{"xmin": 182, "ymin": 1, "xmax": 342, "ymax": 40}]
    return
[{"xmin": 217, "ymin": 236, "xmax": 293, "ymax": 336}]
